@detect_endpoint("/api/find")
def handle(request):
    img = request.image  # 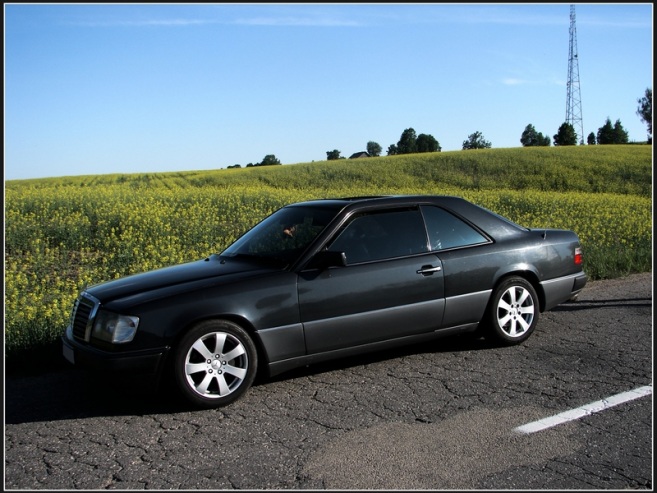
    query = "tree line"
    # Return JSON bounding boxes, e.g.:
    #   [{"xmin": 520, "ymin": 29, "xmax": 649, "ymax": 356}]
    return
[{"xmin": 229, "ymin": 87, "xmax": 651, "ymax": 167}]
